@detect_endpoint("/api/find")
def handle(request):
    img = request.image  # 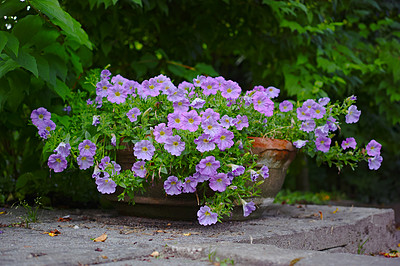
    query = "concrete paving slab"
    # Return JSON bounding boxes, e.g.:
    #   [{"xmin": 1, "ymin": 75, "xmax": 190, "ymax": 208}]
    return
[{"xmin": 0, "ymin": 204, "xmax": 398, "ymax": 265}]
